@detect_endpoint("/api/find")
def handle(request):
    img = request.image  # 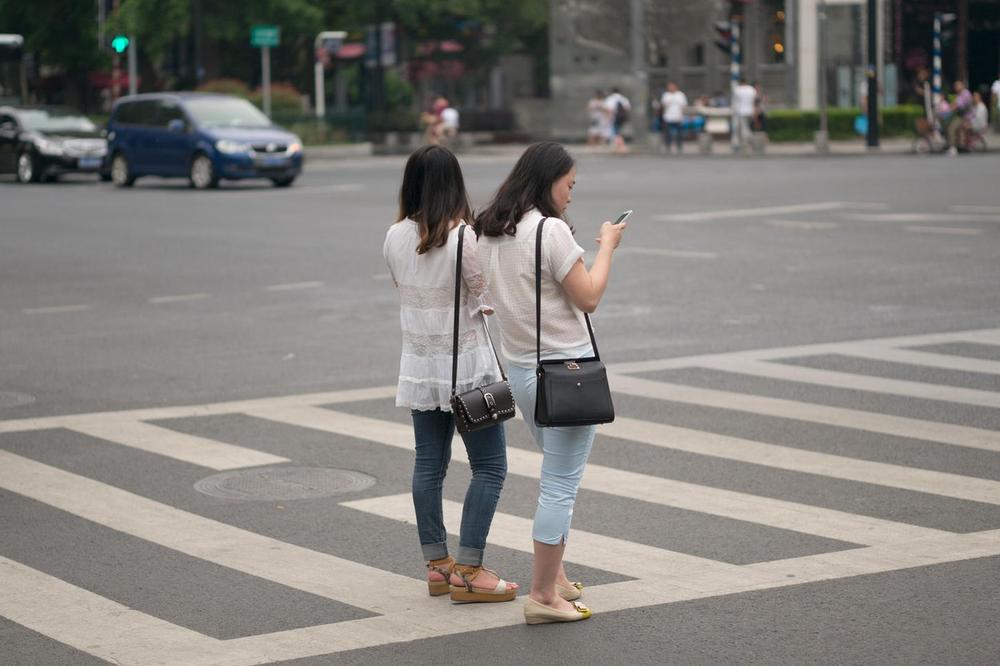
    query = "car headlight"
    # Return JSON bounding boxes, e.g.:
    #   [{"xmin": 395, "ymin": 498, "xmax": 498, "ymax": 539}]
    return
[
  {"xmin": 287, "ymin": 141, "xmax": 302, "ymax": 154},
  {"xmin": 215, "ymin": 139, "xmax": 251, "ymax": 155},
  {"xmin": 36, "ymin": 137, "xmax": 65, "ymax": 156}
]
